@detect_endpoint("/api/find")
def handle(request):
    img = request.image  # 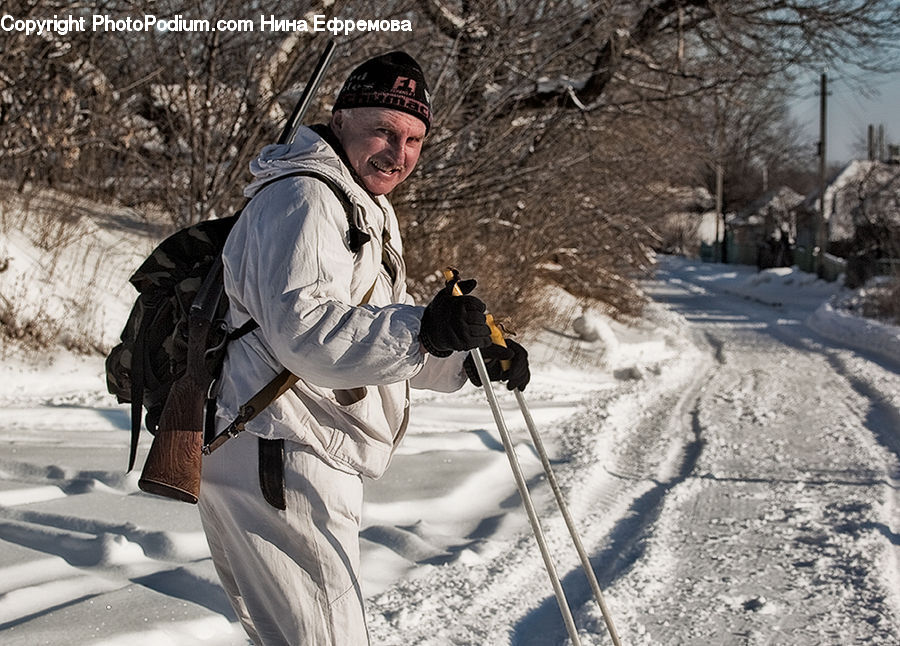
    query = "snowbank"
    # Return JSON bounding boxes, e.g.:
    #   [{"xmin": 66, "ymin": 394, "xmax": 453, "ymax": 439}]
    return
[
  {"xmin": 661, "ymin": 256, "xmax": 900, "ymax": 368},
  {"xmin": 807, "ymin": 300, "xmax": 900, "ymax": 366},
  {"xmin": 0, "ymin": 185, "xmax": 155, "ymax": 353}
]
